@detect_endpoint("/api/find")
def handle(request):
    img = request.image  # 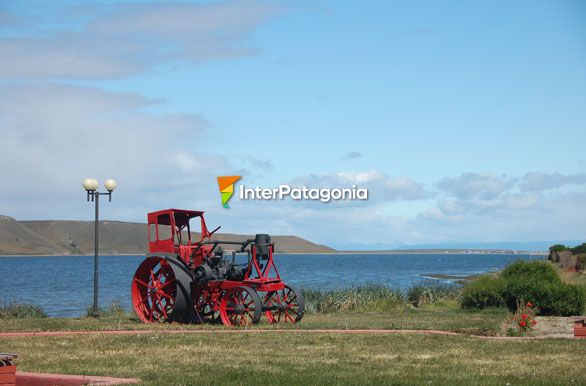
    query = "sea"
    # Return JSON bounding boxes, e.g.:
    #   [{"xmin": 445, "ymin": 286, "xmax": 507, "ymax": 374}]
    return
[{"xmin": 0, "ymin": 253, "xmax": 541, "ymax": 317}]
